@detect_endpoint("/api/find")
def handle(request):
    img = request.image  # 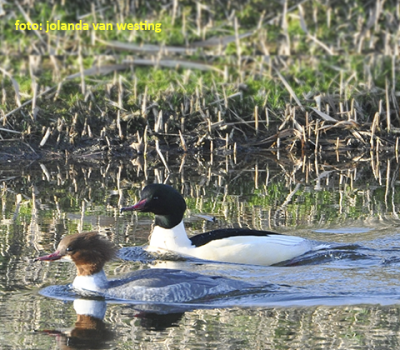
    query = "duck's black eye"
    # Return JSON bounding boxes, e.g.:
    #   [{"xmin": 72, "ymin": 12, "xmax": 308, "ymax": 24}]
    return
[
  {"xmin": 153, "ymin": 196, "xmax": 159, "ymax": 200},
  {"xmin": 66, "ymin": 247, "xmax": 73, "ymax": 252}
]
